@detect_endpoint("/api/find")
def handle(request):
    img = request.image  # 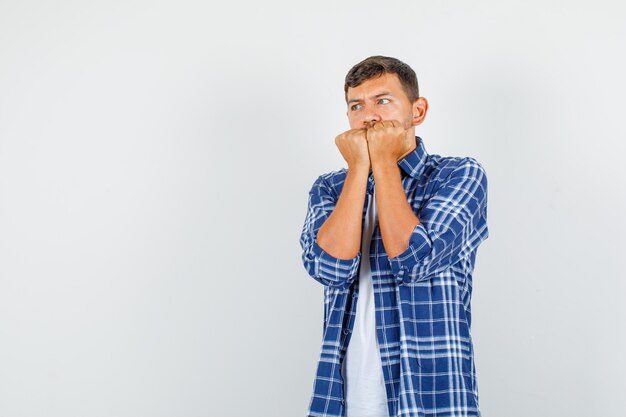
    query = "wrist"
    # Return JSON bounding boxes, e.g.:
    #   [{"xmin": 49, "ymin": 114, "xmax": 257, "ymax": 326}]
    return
[
  {"xmin": 371, "ymin": 158, "xmax": 398, "ymax": 172},
  {"xmin": 347, "ymin": 162, "xmax": 370, "ymax": 176}
]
